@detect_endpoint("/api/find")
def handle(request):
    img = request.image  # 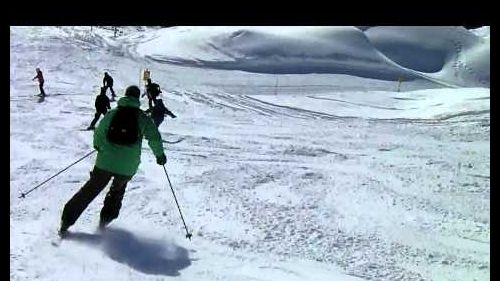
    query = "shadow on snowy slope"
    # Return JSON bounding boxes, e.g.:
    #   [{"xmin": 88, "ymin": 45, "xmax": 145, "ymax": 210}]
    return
[{"xmin": 64, "ymin": 227, "xmax": 192, "ymax": 276}]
